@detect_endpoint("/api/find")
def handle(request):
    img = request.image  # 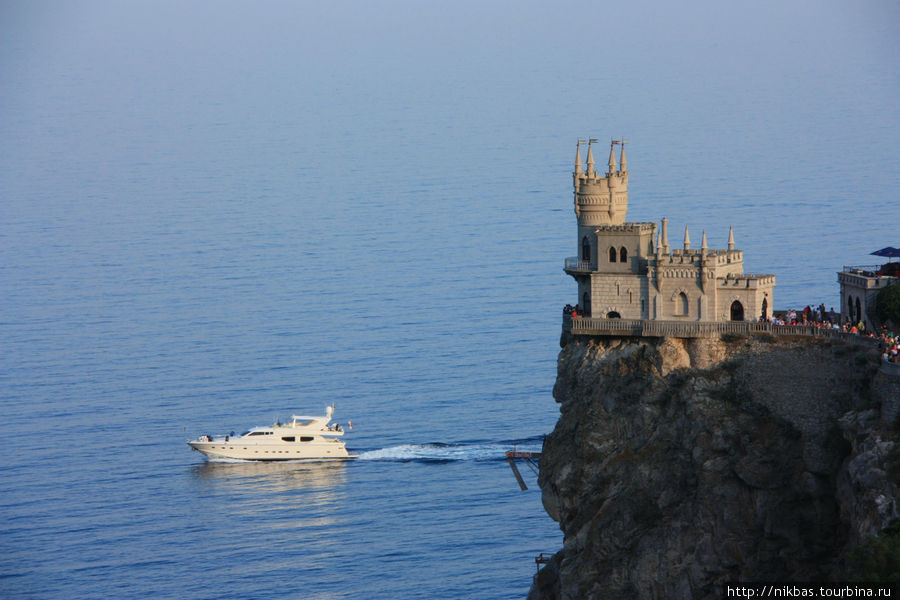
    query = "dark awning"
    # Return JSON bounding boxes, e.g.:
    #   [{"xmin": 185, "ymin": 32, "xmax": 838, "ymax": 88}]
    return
[{"xmin": 870, "ymin": 246, "xmax": 900, "ymax": 257}]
